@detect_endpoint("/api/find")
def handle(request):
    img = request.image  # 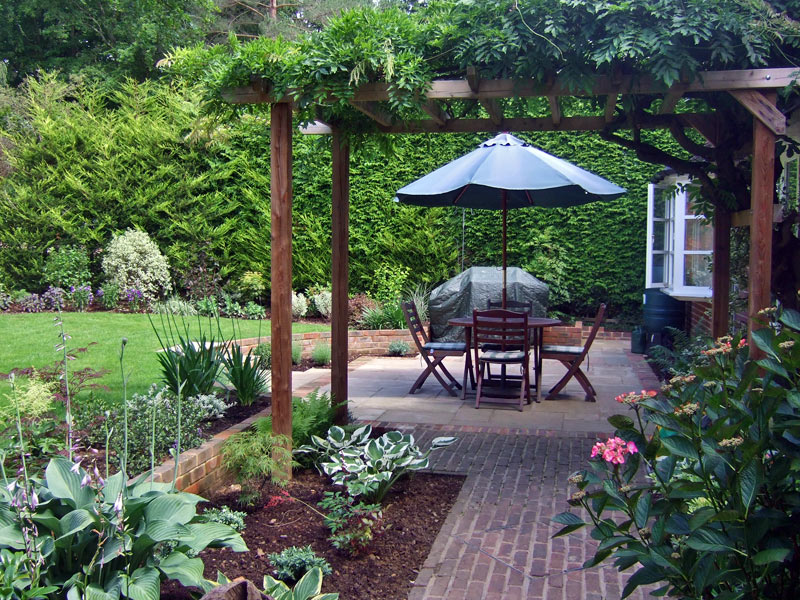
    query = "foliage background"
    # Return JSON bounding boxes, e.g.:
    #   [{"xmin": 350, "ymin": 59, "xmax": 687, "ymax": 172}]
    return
[{"xmin": 0, "ymin": 75, "xmax": 668, "ymax": 316}]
